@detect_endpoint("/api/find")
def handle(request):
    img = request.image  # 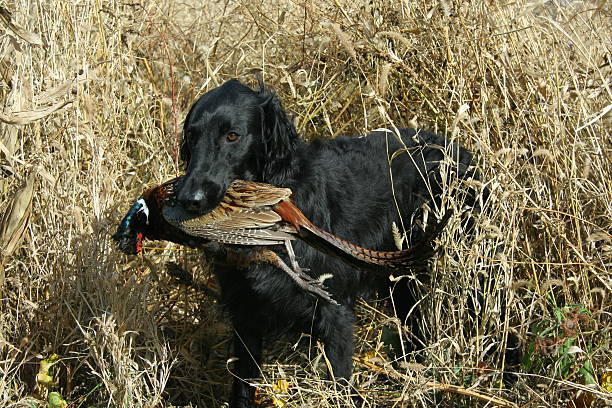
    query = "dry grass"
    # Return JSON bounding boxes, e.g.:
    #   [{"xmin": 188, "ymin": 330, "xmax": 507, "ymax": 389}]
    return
[{"xmin": 1, "ymin": 0, "xmax": 610, "ymax": 407}]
